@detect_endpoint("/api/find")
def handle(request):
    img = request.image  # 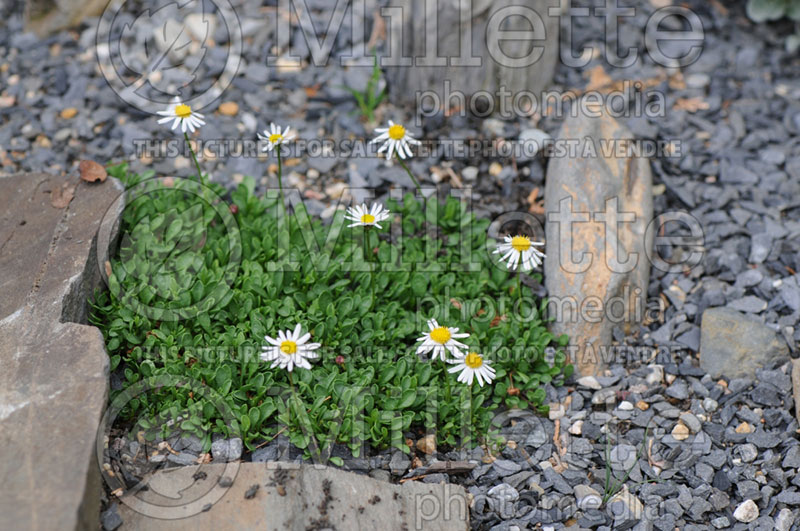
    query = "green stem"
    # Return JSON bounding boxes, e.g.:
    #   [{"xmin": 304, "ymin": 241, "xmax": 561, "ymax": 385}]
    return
[
  {"xmin": 184, "ymin": 132, "xmax": 203, "ymax": 182},
  {"xmin": 517, "ymin": 272, "xmax": 523, "ymax": 306},
  {"xmin": 275, "ymin": 145, "xmax": 291, "ymax": 247},
  {"xmin": 364, "ymin": 227, "xmax": 374, "ymax": 304},
  {"xmin": 443, "ymin": 361, "xmax": 452, "ymax": 402},
  {"xmin": 396, "ymin": 156, "xmax": 421, "ymax": 195},
  {"xmin": 277, "ymin": 146, "xmax": 287, "ymax": 217}
]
